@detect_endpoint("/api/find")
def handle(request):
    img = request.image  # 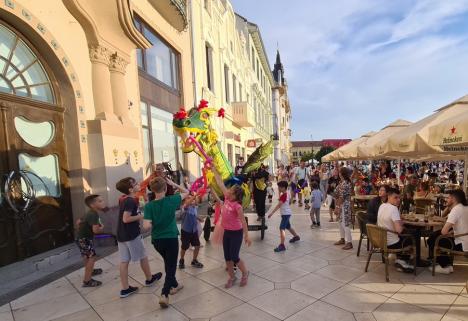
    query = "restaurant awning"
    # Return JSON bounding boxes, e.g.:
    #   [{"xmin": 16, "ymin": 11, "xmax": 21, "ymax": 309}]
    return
[
  {"xmin": 356, "ymin": 119, "xmax": 412, "ymax": 159},
  {"xmin": 428, "ymin": 112, "xmax": 468, "ymax": 150},
  {"xmin": 382, "ymin": 95, "xmax": 468, "ymax": 158},
  {"xmin": 321, "ymin": 131, "xmax": 375, "ymax": 162}
]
